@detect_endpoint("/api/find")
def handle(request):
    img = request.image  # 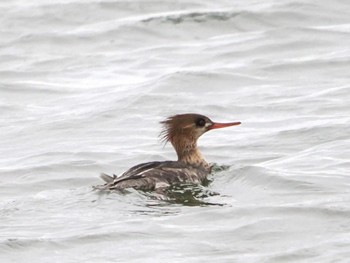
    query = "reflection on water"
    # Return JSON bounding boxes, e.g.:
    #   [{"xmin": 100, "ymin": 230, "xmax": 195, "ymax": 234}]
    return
[
  {"xmin": 159, "ymin": 184, "xmax": 224, "ymax": 207},
  {"xmin": 94, "ymin": 182, "xmax": 224, "ymax": 207}
]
